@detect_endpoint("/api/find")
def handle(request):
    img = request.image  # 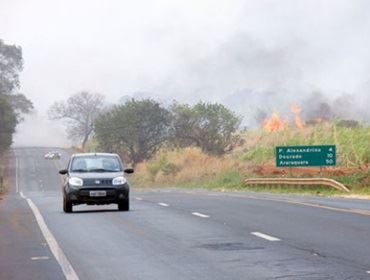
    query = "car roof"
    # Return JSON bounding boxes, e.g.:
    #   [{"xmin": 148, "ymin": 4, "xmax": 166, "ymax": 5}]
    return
[{"xmin": 71, "ymin": 152, "xmax": 119, "ymax": 158}]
